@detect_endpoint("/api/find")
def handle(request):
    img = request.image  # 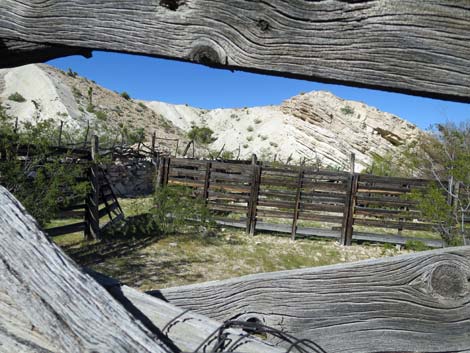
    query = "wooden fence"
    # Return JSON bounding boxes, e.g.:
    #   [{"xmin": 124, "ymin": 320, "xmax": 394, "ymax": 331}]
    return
[{"xmin": 158, "ymin": 156, "xmax": 456, "ymax": 247}]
